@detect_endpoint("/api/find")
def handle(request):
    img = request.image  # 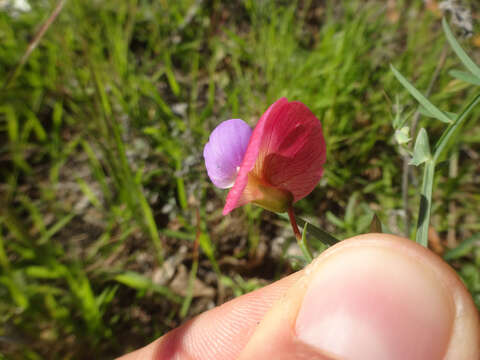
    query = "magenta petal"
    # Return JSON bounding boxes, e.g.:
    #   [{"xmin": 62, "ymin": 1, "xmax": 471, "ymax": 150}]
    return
[
  {"xmin": 223, "ymin": 98, "xmax": 289, "ymax": 214},
  {"xmin": 204, "ymin": 119, "xmax": 252, "ymax": 189},
  {"xmin": 262, "ymin": 101, "xmax": 326, "ymax": 202}
]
